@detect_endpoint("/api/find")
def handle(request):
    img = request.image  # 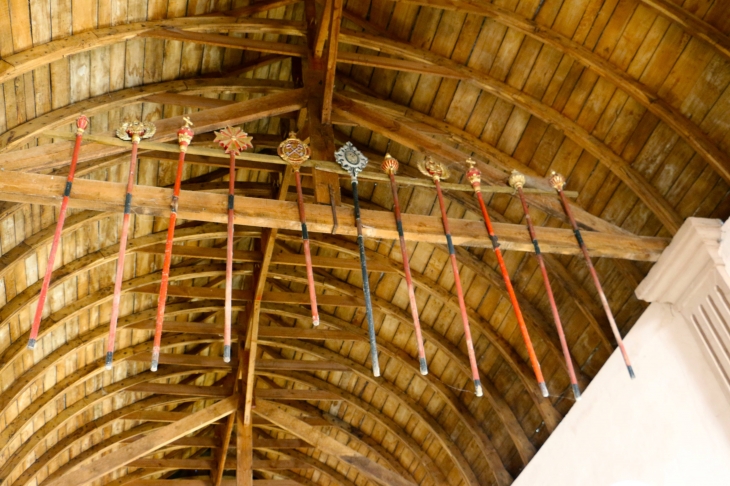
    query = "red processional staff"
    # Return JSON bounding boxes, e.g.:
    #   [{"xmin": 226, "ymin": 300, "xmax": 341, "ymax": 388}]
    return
[
  {"xmin": 549, "ymin": 171, "xmax": 635, "ymax": 379},
  {"xmin": 381, "ymin": 154, "xmax": 428, "ymax": 375},
  {"xmin": 150, "ymin": 117, "xmax": 194, "ymax": 372},
  {"xmin": 28, "ymin": 115, "xmax": 89, "ymax": 350},
  {"xmin": 107, "ymin": 120, "xmax": 156, "ymax": 369},
  {"xmin": 214, "ymin": 126, "xmax": 253, "ymax": 362},
  {"xmin": 466, "ymin": 161, "xmax": 550, "ymax": 398},
  {"xmin": 278, "ymin": 133, "xmax": 320, "ymax": 327},
  {"xmin": 418, "ymin": 156, "xmax": 482, "ymax": 397},
  {"xmin": 508, "ymin": 170, "xmax": 578, "ymax": 399}
]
